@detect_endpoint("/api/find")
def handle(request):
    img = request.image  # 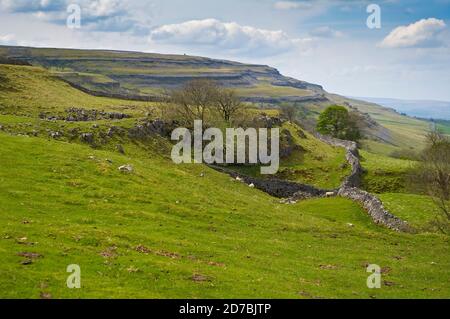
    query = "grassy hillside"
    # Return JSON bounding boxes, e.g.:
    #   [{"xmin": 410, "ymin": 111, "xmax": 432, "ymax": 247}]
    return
[
  {"xmin": 0, "ymin": 46, "xmax": 319, "ymax": 100},
  {"xmin": 1, "ymin": 132, "xmax": 449, "ymax": 299},
  {"xmin": 0, "ymin": 64, "xmax": 153, "ymax": 117},
  {"xmin": 0, "ymin": 62, "xmax": 448, "ymax": 299},
  {"xmin": 229, "ymin": 122, "xmax": 350, "ymax": 189},
  {"xmin": 329, "ymin": 94, "xmax": 432, "ymax": 152}
]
